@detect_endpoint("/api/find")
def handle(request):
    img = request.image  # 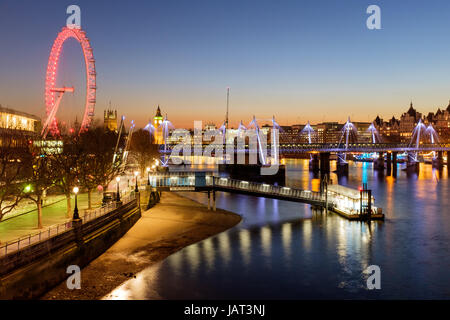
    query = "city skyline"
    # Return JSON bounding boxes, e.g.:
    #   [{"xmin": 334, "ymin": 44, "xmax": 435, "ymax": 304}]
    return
[
  {"xmin": 1, "ymin": 1, "xmax": 450, "ymax": 303},
  {"xmin": 3, "ymin": 1, "xmax": 450, "ymax": 128}
]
